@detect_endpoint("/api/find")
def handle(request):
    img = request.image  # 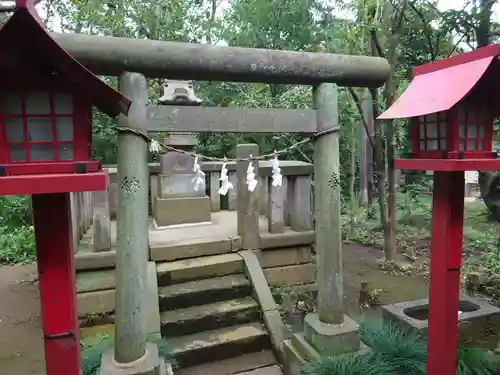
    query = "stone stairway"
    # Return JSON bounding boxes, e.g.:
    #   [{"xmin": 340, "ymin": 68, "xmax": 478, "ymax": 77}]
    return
[{"xmin": 156, "ymin": 252, "xmax": 283, "ymax": 373}]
